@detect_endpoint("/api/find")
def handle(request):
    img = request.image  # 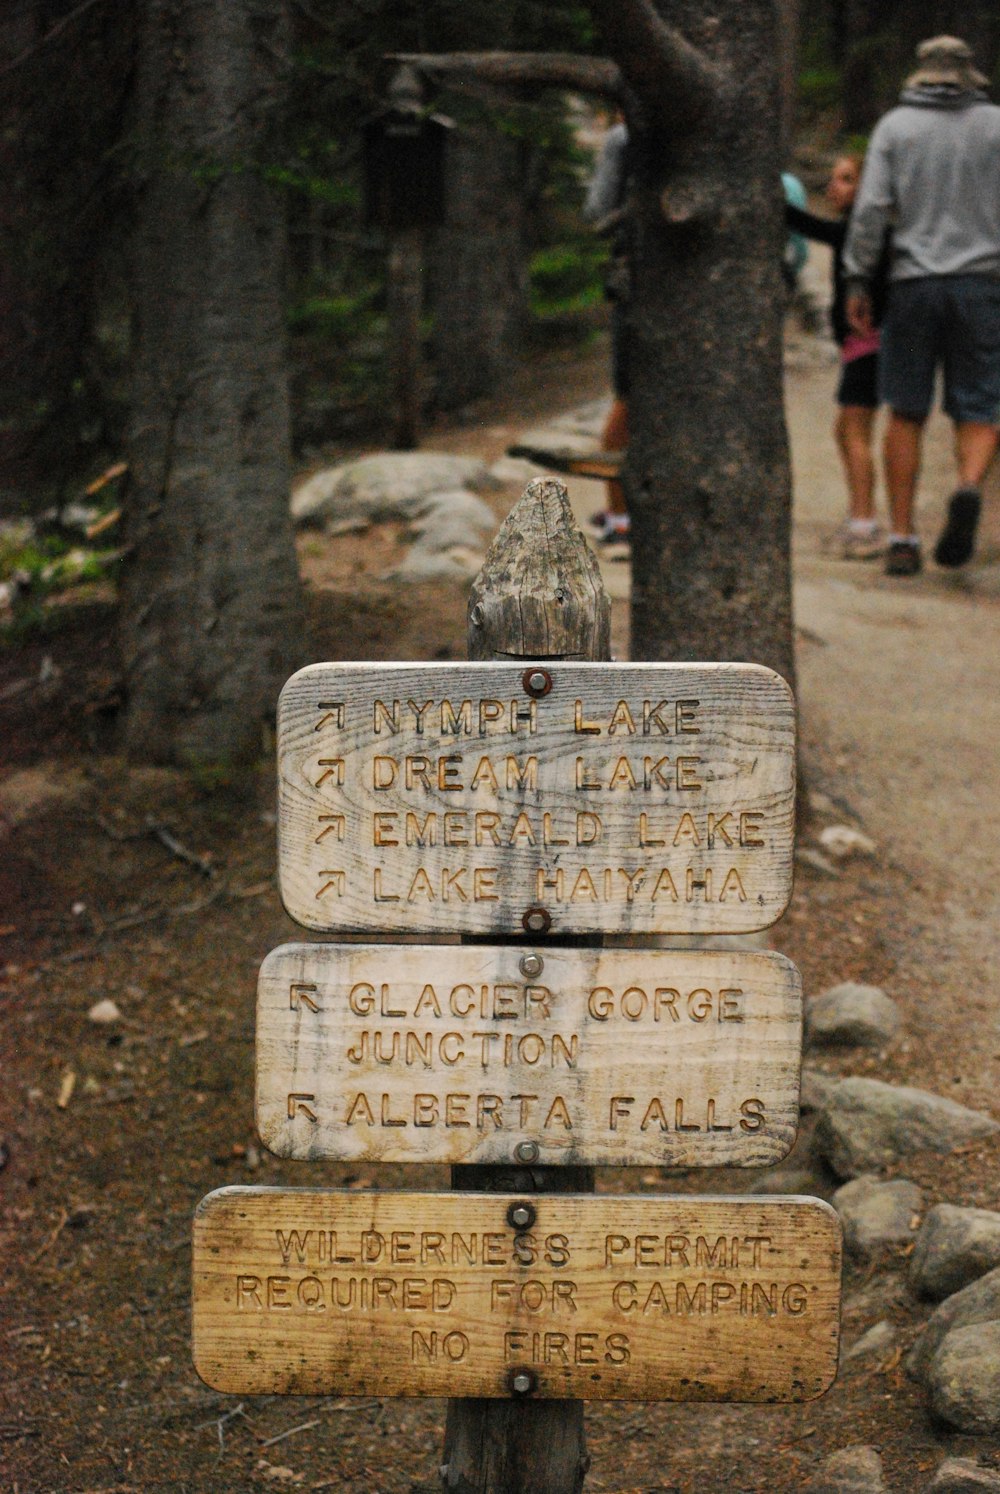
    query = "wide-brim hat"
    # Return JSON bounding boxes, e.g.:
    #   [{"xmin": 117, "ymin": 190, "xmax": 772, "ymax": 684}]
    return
[{"xmin": 906, "ymin": 35, "xmax": 988, "ymax": 90}]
